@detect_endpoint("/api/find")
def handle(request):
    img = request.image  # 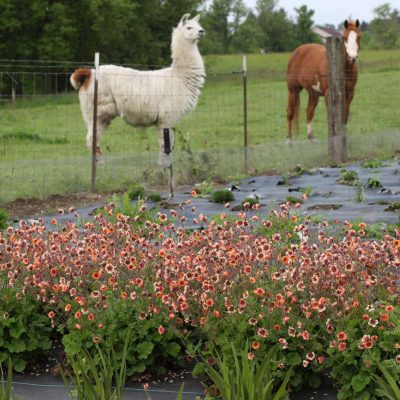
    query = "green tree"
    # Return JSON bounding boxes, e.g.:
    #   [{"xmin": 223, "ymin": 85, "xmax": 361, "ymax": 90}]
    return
[
  {"xmin": 256, "ymin": 0, "xmax": 295, "ymax": 52},
  {"xmin": 294, "ymin": 5, "xmax": 319, "ymax": 46},
  {"xmin": 231, "ymin": 11, "xmax": 264, "ymax": 53},
  {"xmin": 368, "ymin": 3, "xmax": 400, "ymax": 49}
]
